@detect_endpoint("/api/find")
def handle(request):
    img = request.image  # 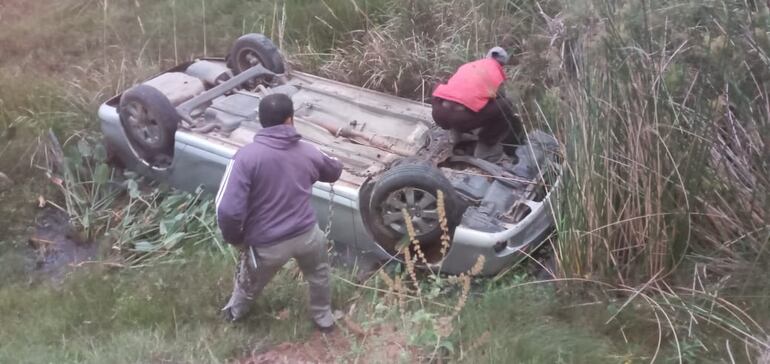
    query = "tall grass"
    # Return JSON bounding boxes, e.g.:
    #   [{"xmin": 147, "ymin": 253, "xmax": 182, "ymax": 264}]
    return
[
  {"xmin": 553, "ymin": 0, "xmax": 770, "ymax": 284},
  {"xmin": 318, "ymin": 0, "xmax": 561, "ymax": 100},
  {"xmin": 547, "ymin": 0, "xmax": 770, "ymax": 359},
  {"xmin": 316, "ymin": 0, "xmax": 769, "ymax": 282},
  {"xmin": 314, "ymin": 0, "xmax": 770, "ymax": 359}
]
